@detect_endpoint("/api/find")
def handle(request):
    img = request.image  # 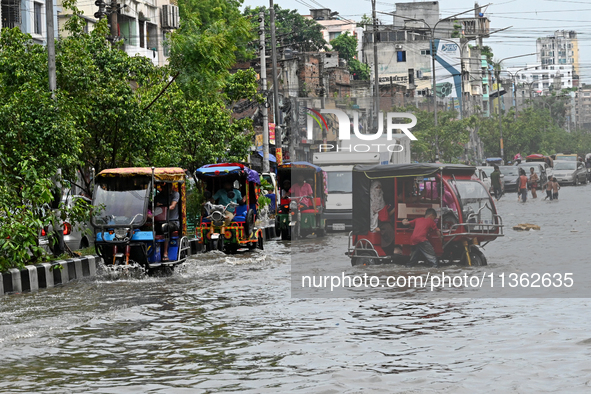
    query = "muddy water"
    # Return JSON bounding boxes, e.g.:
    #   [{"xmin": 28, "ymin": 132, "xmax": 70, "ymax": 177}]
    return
[{"xmin": 1, "ymin": 185, "xmax": 591, "ymax": 392}]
